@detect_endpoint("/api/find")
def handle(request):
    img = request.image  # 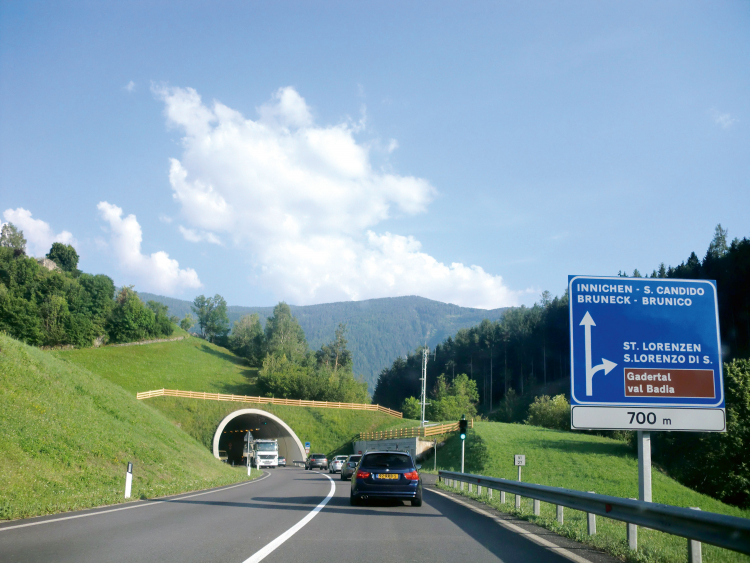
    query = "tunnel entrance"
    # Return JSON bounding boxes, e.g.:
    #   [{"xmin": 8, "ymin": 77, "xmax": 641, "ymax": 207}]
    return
[{"xmin": 213, "ymin": 409, "xmax": 305, "ymax": 466}]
